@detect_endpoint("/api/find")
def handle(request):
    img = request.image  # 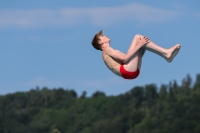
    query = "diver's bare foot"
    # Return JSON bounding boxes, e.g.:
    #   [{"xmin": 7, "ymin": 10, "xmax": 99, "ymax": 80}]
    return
[{"xmin": 165, "ymin": 44, "xmax": 181, "ymax": 63}]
